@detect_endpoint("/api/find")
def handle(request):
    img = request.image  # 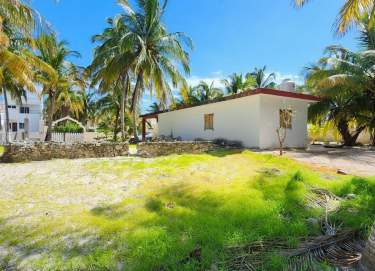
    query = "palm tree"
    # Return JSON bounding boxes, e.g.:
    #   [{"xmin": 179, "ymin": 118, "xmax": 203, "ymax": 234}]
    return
[
  {"xmin": 247, "ymin": 66, "xmax": 276, "ymax": 88},
  {"xmin": 89, "ymin": 17, "xmax": 133, "ymax": 141},
  {"xmin": 0, "ymin": 0, "xmax": 35, "ymax": 49},
  {"xmin": 34, "ymin": 34, "xmax": 85, "ymax": 141},
  {"xmin": 55, "ymin": 88, "xmax": 85, "ymax": 119},
  {"xmin": 0, "ymin": 1, "xmax": 36, "ymax": 143},
  {"xmin": 222, "ymin": 73, "xmax": 255, "ymax": 95},
  {"xmin": 176, "ymin": 85, "xmax": 199, "ymax": 106},
  {"xmin": 0, "ymin": 26, "xmax": 53, "ymax": 143},
  {"xmin": 194, "ymin": 81, "xmax": 224, "ymax": 102},
  {"xmin": 294, "ymin": 0, "xmax": 375, "ymax": 34},
  {"xmin": 148, "ymin": 102, "xmax": 161, "ymax": 113},
  {"xmin": 91, "ymin": 0, "xmax": 192, "ymax": 141}
]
